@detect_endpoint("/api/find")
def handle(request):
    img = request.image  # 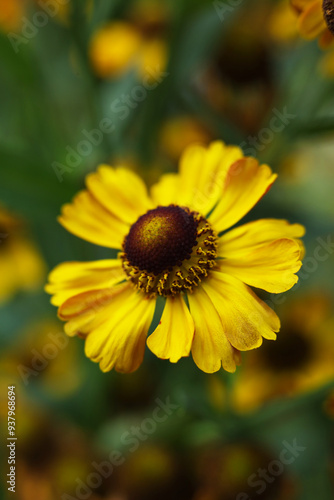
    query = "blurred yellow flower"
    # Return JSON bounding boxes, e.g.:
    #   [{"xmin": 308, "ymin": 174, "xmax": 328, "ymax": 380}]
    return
[
  {"xmin": 159, "ymin": 116, "xmax": 212, "ymax": 161},
  {"xmin": 0, "ymin": 0, "xmax": 25, "ymax": 32},
  {"xmin": 0, "ymin": 207, "xmax": 45, "ymax": 302},
  {"xmin": 231, "ymin": 293, "xmax": 334, "ymax": 413},
  {"xmin": 89, "ymin": 19, "xmax": 168, "ymax": 80},
  {"xmin": 89, "ymin": 21, "xmax": 143, "ymax": 78},
  {"xmin": 290, "ymin": 0, "xmax": 334, "ymax": 48},
  {"xmin": 46, "ymin": 141, "xmax": 304, "ymax": 374}
]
